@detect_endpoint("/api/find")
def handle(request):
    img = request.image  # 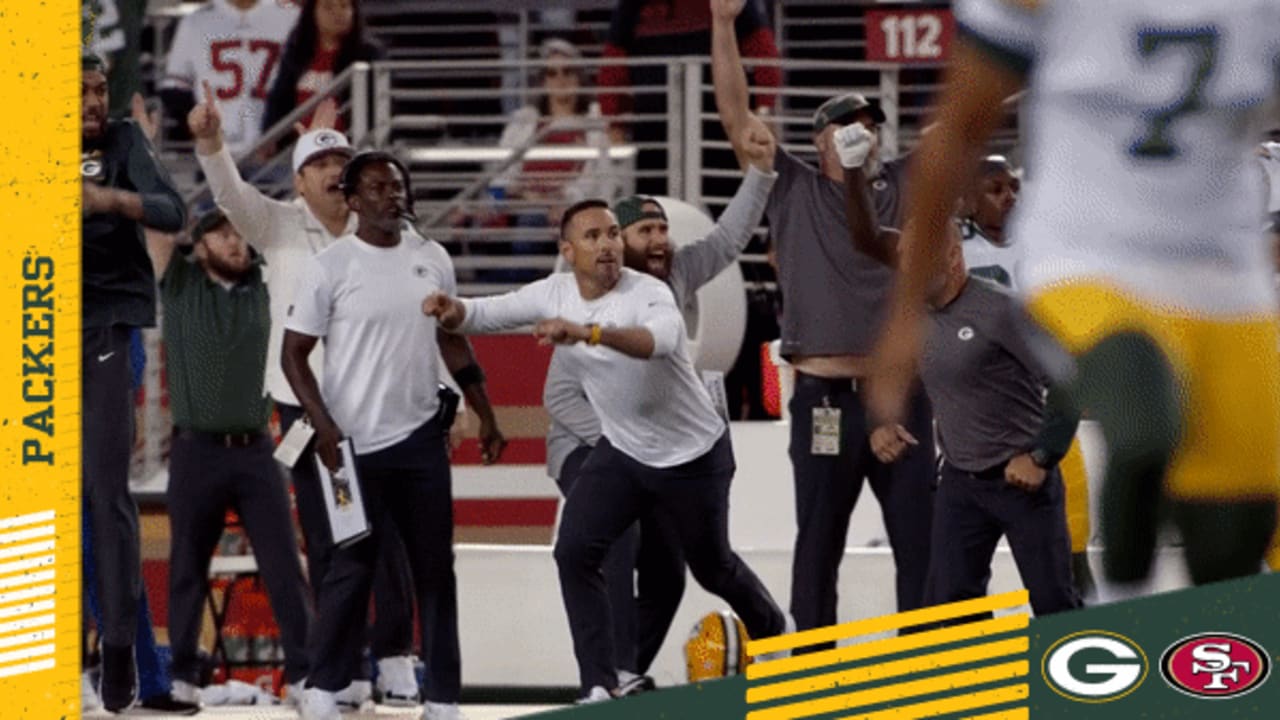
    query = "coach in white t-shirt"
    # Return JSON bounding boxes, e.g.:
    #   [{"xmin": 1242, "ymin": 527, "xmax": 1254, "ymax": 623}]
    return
[
  {"xmin": 191, "ymin": 92, "xmax": 464, "ymax": 706},
  {"xmin": 423, "ymin": 200, "xmax": 789, "ymax": 703},
  {"xmin": 283, "ymin": 152, "xmax": 504, "ymax": 720}
]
